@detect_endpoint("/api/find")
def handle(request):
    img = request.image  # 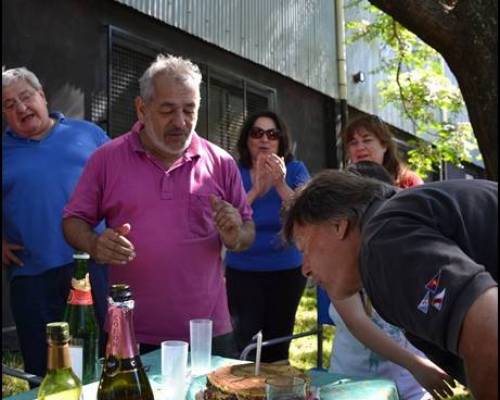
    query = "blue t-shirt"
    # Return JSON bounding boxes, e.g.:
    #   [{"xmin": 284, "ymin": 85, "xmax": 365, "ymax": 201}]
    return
[
  {"xmin": 225, "ymin": 160, "xmax": 310, "ymax": 271},
  {"xmin": 2, "ymin": 112, "xmax": 110, "ymax": 279}
]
